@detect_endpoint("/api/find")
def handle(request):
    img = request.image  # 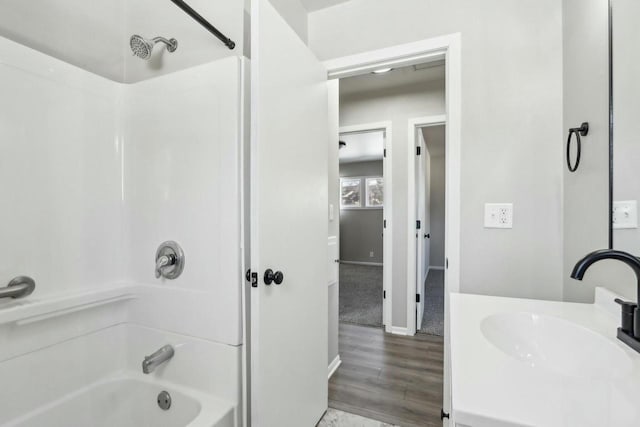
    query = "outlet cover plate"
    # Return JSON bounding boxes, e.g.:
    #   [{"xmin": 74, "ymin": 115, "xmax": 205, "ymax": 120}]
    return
[
  {"xmin": 484, "ymin": 203, "xmax": 513, "ymax": 229},
  {"xmin": 613, "ymin": 200, "xmax": 638, "ymax": 229}
]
